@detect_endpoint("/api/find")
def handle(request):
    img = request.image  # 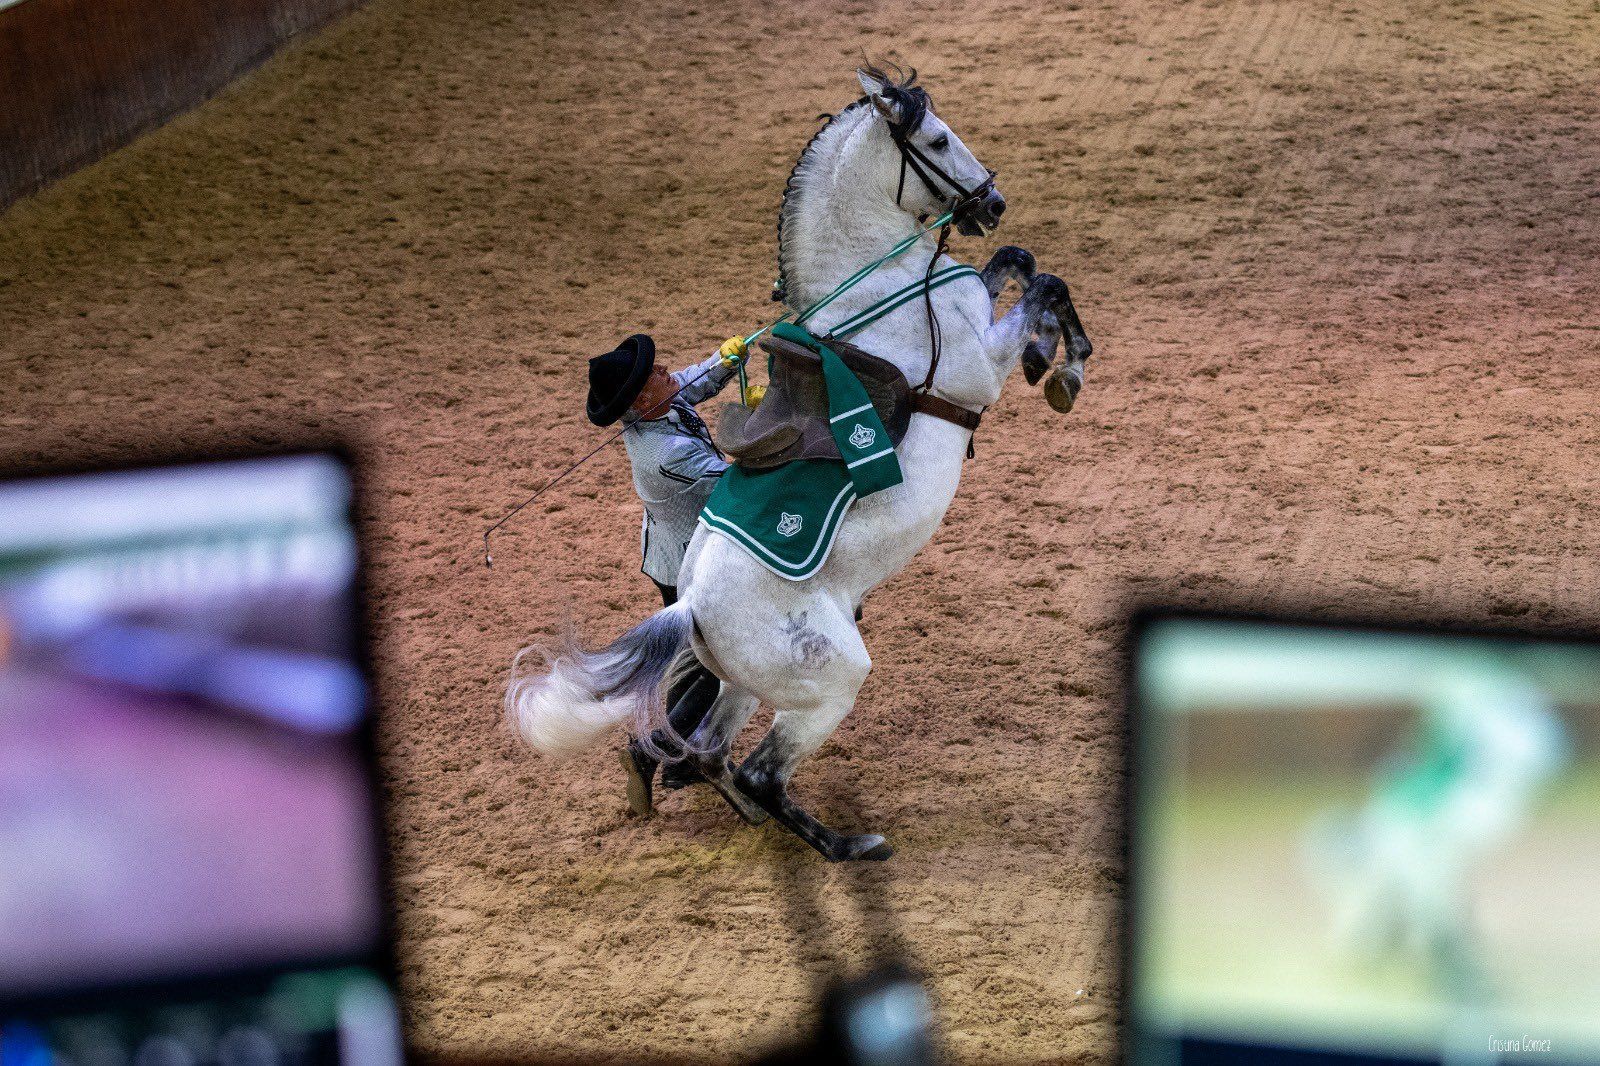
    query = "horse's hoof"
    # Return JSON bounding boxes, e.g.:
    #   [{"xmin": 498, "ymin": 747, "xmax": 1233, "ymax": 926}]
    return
[
  {"xmin": 620, "ymin": 748, "xmax": 654, "ymax": 817},
  {"xmin": 834, "ymin": 834, "xmax": 894, "ymax": 862},
  {"xmin": 660, "ymin": 761, "xmax": 706, "ymax": 791},
  {"xmin": 1044, "ymin": 367, "xmax": 1080, "ymax": 413}
]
